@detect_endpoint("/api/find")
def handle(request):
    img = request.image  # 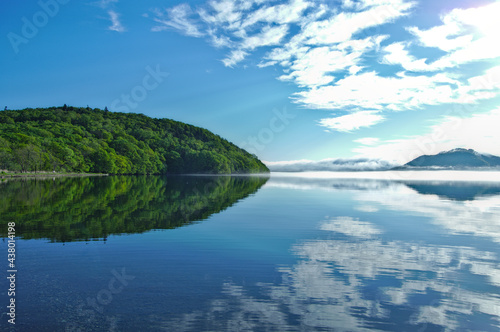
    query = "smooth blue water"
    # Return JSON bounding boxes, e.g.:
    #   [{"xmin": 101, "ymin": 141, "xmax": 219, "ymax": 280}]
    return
[{"xmin": 2, "ymin": 174, "xmax": 500, "ymax": 331}]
